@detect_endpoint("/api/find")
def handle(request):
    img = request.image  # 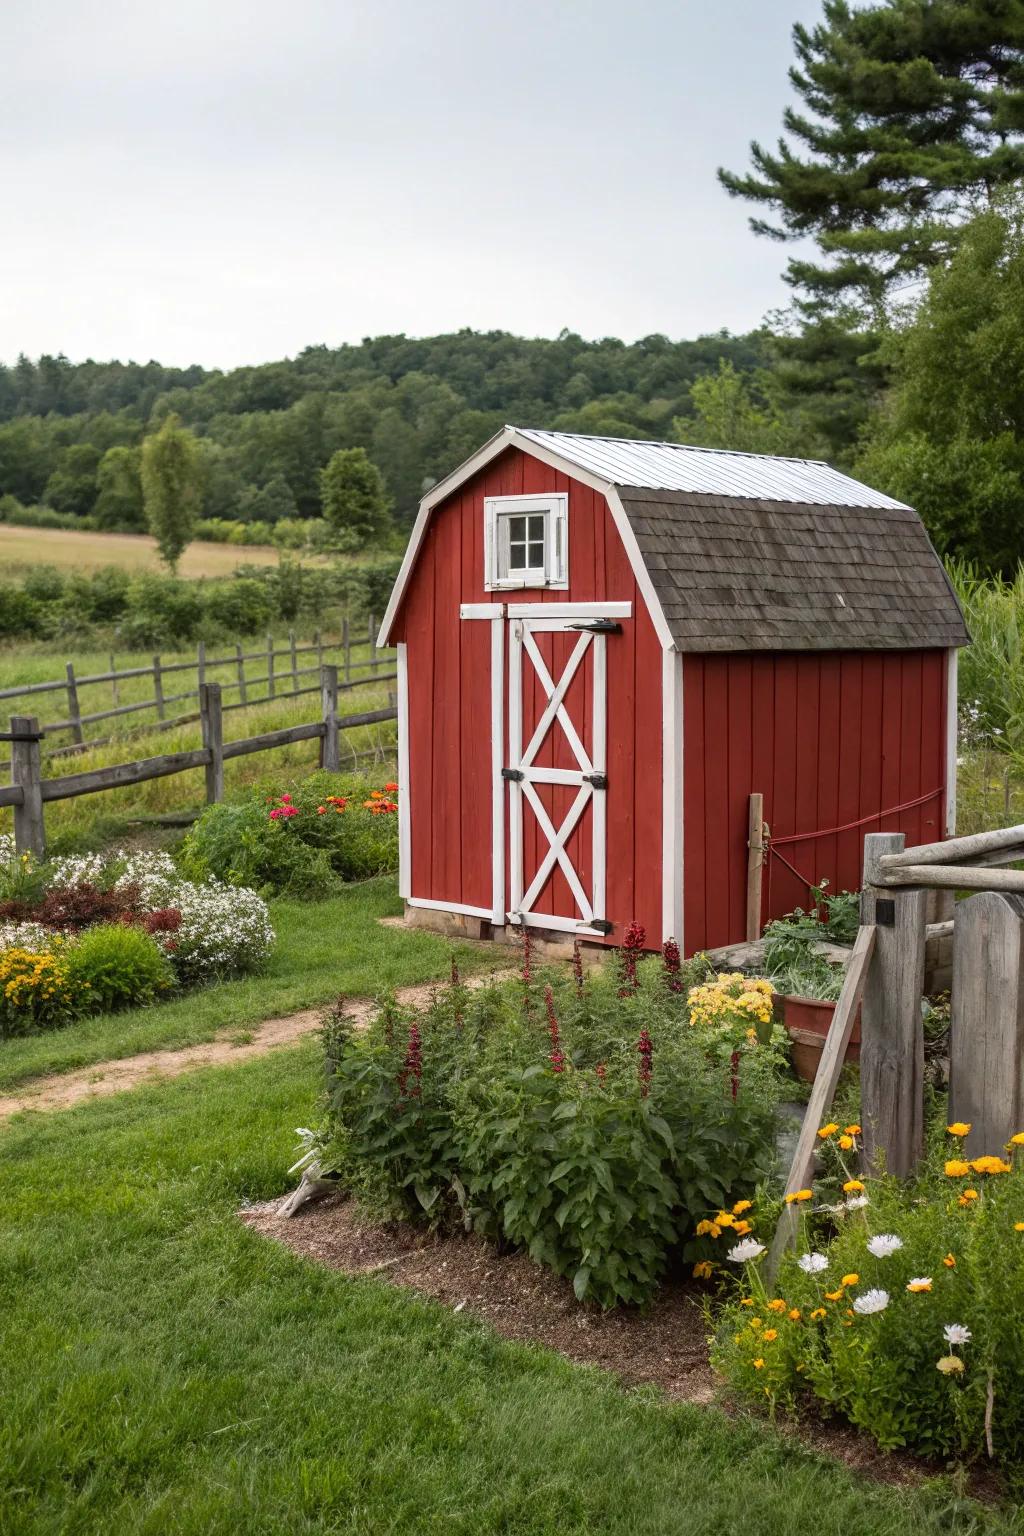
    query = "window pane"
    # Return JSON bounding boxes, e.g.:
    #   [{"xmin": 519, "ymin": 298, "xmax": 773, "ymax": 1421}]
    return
[
  {"xmin": 508, "ymin": 515, "xmax": 527, "ymax": 541},
  {"xmin": 509, "ymin": 543, "xmax": 526, "ymax": 569},
  {"xmin": 526, "ymin": 514, "xmax": 546, "ymax": 540},
  {"xmin": 528, "ymin": 542, "xmax": 545, "ymax": 567}
]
